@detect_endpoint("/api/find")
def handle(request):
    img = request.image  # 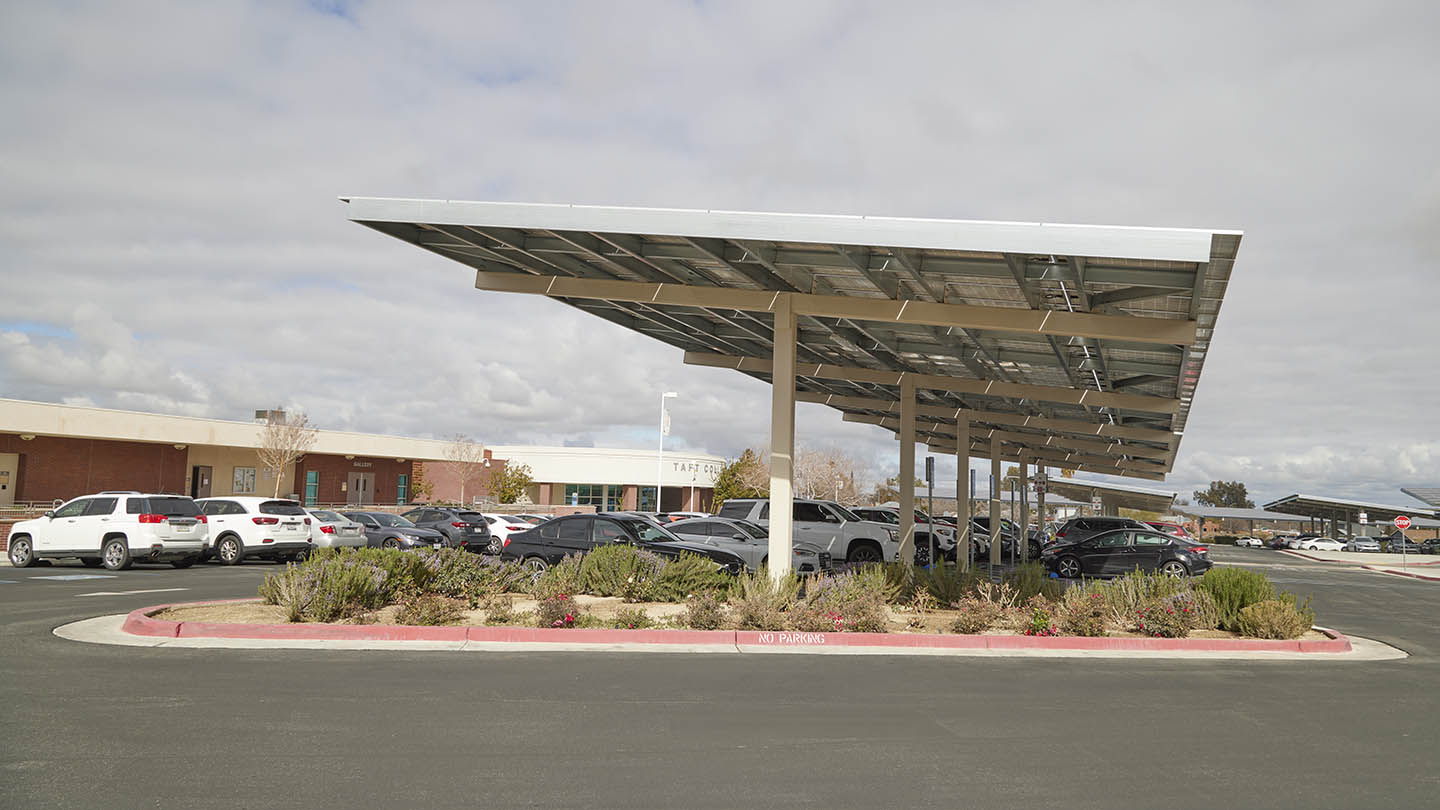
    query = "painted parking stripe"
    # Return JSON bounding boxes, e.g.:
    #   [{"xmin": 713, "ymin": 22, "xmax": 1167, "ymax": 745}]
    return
[
  {"xmin": 30, "ymin": 574, "xmax": 117, "ymax": 581},
  {"xmin": 76, "ymin": 588, "xmax": 189, "ymax": 598},
  {"xmin": 0, "ymin": 580, "xmax": 17, "ymax": 584}
]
